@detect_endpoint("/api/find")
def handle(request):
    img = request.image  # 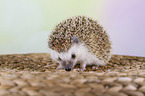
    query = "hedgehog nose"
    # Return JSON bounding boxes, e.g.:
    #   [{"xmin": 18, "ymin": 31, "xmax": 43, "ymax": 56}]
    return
[{"xmin": 65, "ymin": 67, "xmax": 71, "ymax": 71}]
